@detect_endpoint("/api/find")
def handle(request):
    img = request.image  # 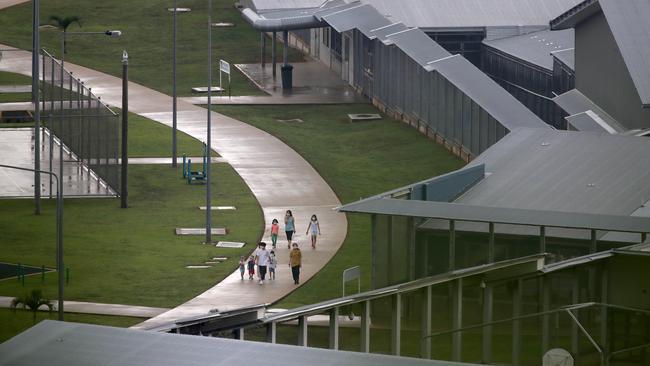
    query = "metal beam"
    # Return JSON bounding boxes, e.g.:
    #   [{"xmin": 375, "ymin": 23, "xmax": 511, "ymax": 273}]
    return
[
  {"xmin": 361, "ymin": 301, "xmax": 370, "ymax": 353},
  {"xmin": 482, "ymin": 284, "xmax": 493, "ymax": 364},
  {"xmin": 452, "ymin": 278, "xmax": 463, "ymax": 361},
  {"xmin": 298, "ymin": 316, "xmax": 307, "ymax": 346},
  {"xmin": 329, "ymin": 307, "xmax": 339, "ymax": 350},
  {"xmin": 512, "ymin": 279, "xmax": 522, "ymax": 366},
  {"xmin": 282, "ymin": 30, "xmax": 289, "ymax": 66},
  {"xmin": 540, "ymin": 226, "xmax": 546, "ymax": 253},
  {"xmin": 260, "ymin": 32, "xmax": 266, "ymax": 67},
  {"xmin": 266, "ymin": 322, "xmax": 276, "ymax": 343},
  {"xmin": 421, "ymin": 286, "xmax": 432, "ymax": 359},
  {"xmin": 391, "ymin": 293, "xmax": 402, "ymax": 356},
  {"xmin": 542, "ymin": 277, "xmax": 551, "ymax": 353},
  {"xmin": 488, "ymin": 222, "xmax": 495, "ymax": 263},
  {"xmin": 571, "ymin": 278, "xmax": 579, "ymax": 355},
  {"xmin": 449, "ymin": 220, "xmax": 456, "ymax": 271},
  {"xmin": 590, "ymin": 229, "xmax": 598, "ymax": 253},
  {"xmin": 272, "ymin": 31, "xmax": 277, "ymax": 78}
]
